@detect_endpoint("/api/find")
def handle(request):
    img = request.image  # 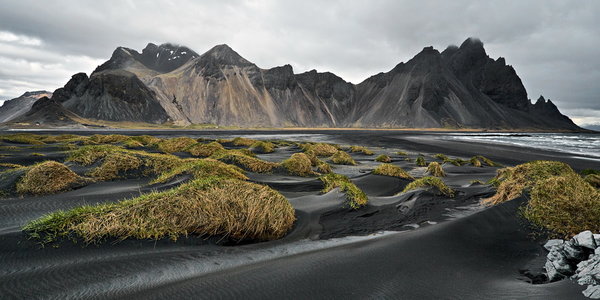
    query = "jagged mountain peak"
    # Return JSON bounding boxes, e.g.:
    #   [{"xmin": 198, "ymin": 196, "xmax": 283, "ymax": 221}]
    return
[
  {"xmin": 200, "ymin": 44, "xmax": 253, "ymax": 66},
  {"xmin": 20, "ymin": 90, "xmax": 52, "ymax": 98}
]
